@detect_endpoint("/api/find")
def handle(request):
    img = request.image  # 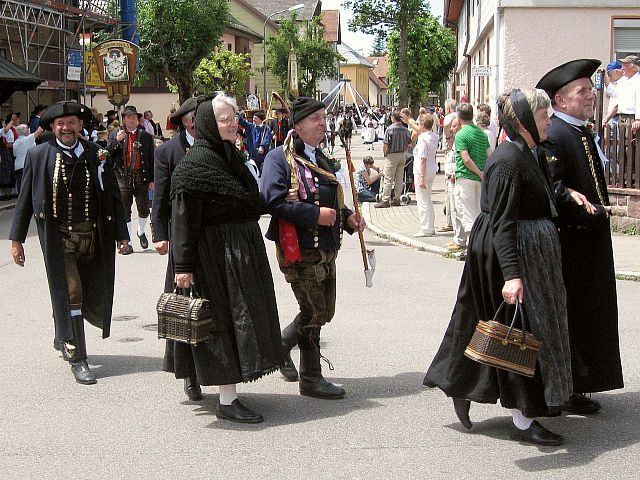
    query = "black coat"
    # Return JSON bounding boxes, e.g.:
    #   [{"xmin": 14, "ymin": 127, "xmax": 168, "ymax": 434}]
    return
[
  {"xmin": 106, "ymin": 127, "xmax": 155, "ymax": 184},
  {"xmin": 261, "ymin": 144, "xmax": 354, "ymax": 250},
  {"xmin": 151, "ymin": 131, "xmax": 190, "ymax": 244},
  {"xmin": 545, "ymin": 115, "xmax": 624, "ymax": 393},
  {"xmin": 9, "ymin": 140, "xmax": 129, "ymax": 342}
]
